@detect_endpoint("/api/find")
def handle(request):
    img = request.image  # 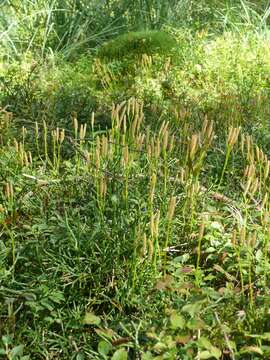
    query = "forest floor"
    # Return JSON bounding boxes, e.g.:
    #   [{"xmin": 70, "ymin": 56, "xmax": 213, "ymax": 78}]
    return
[{"xmin": 1, "ymin": 1, "xmax": 270, "ymax": 359}]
